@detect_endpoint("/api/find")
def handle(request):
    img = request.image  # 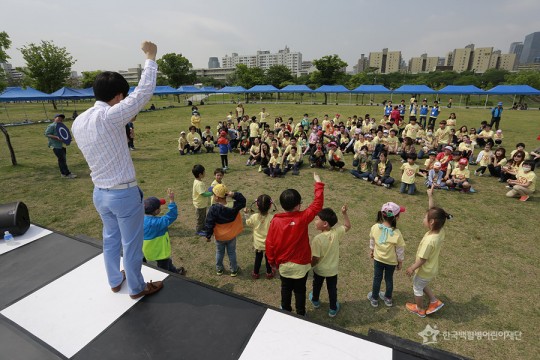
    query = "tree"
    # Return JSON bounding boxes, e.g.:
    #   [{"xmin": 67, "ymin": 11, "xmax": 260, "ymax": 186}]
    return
[
  {"xmin": 19, "ymin": 40, "xmax": 76, "ymax": 95},
  {"xmin": 156, "ymin": 53, "xmax": 196, "ymax": 88},
  {"xmin": 265, "ymin": 65, "xmax": 293, "ymax": 88},
  {"xmin": 80, "ymin": 70, "xmax": 102, "ymax": 89},
  {"xmin": 0, "ymin": 31, "xmax": 12, "ymax": 93},
  {"xmin": 230, "ymin": 64, "xmax": 265, "ymax": 89},
  {"xmin": 310, "ymin": 55, "xmax": 348, "ymax": 103},
  {"xmin": 505, "ymin": 70, "xmax": 540, "ymax": 89}
]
